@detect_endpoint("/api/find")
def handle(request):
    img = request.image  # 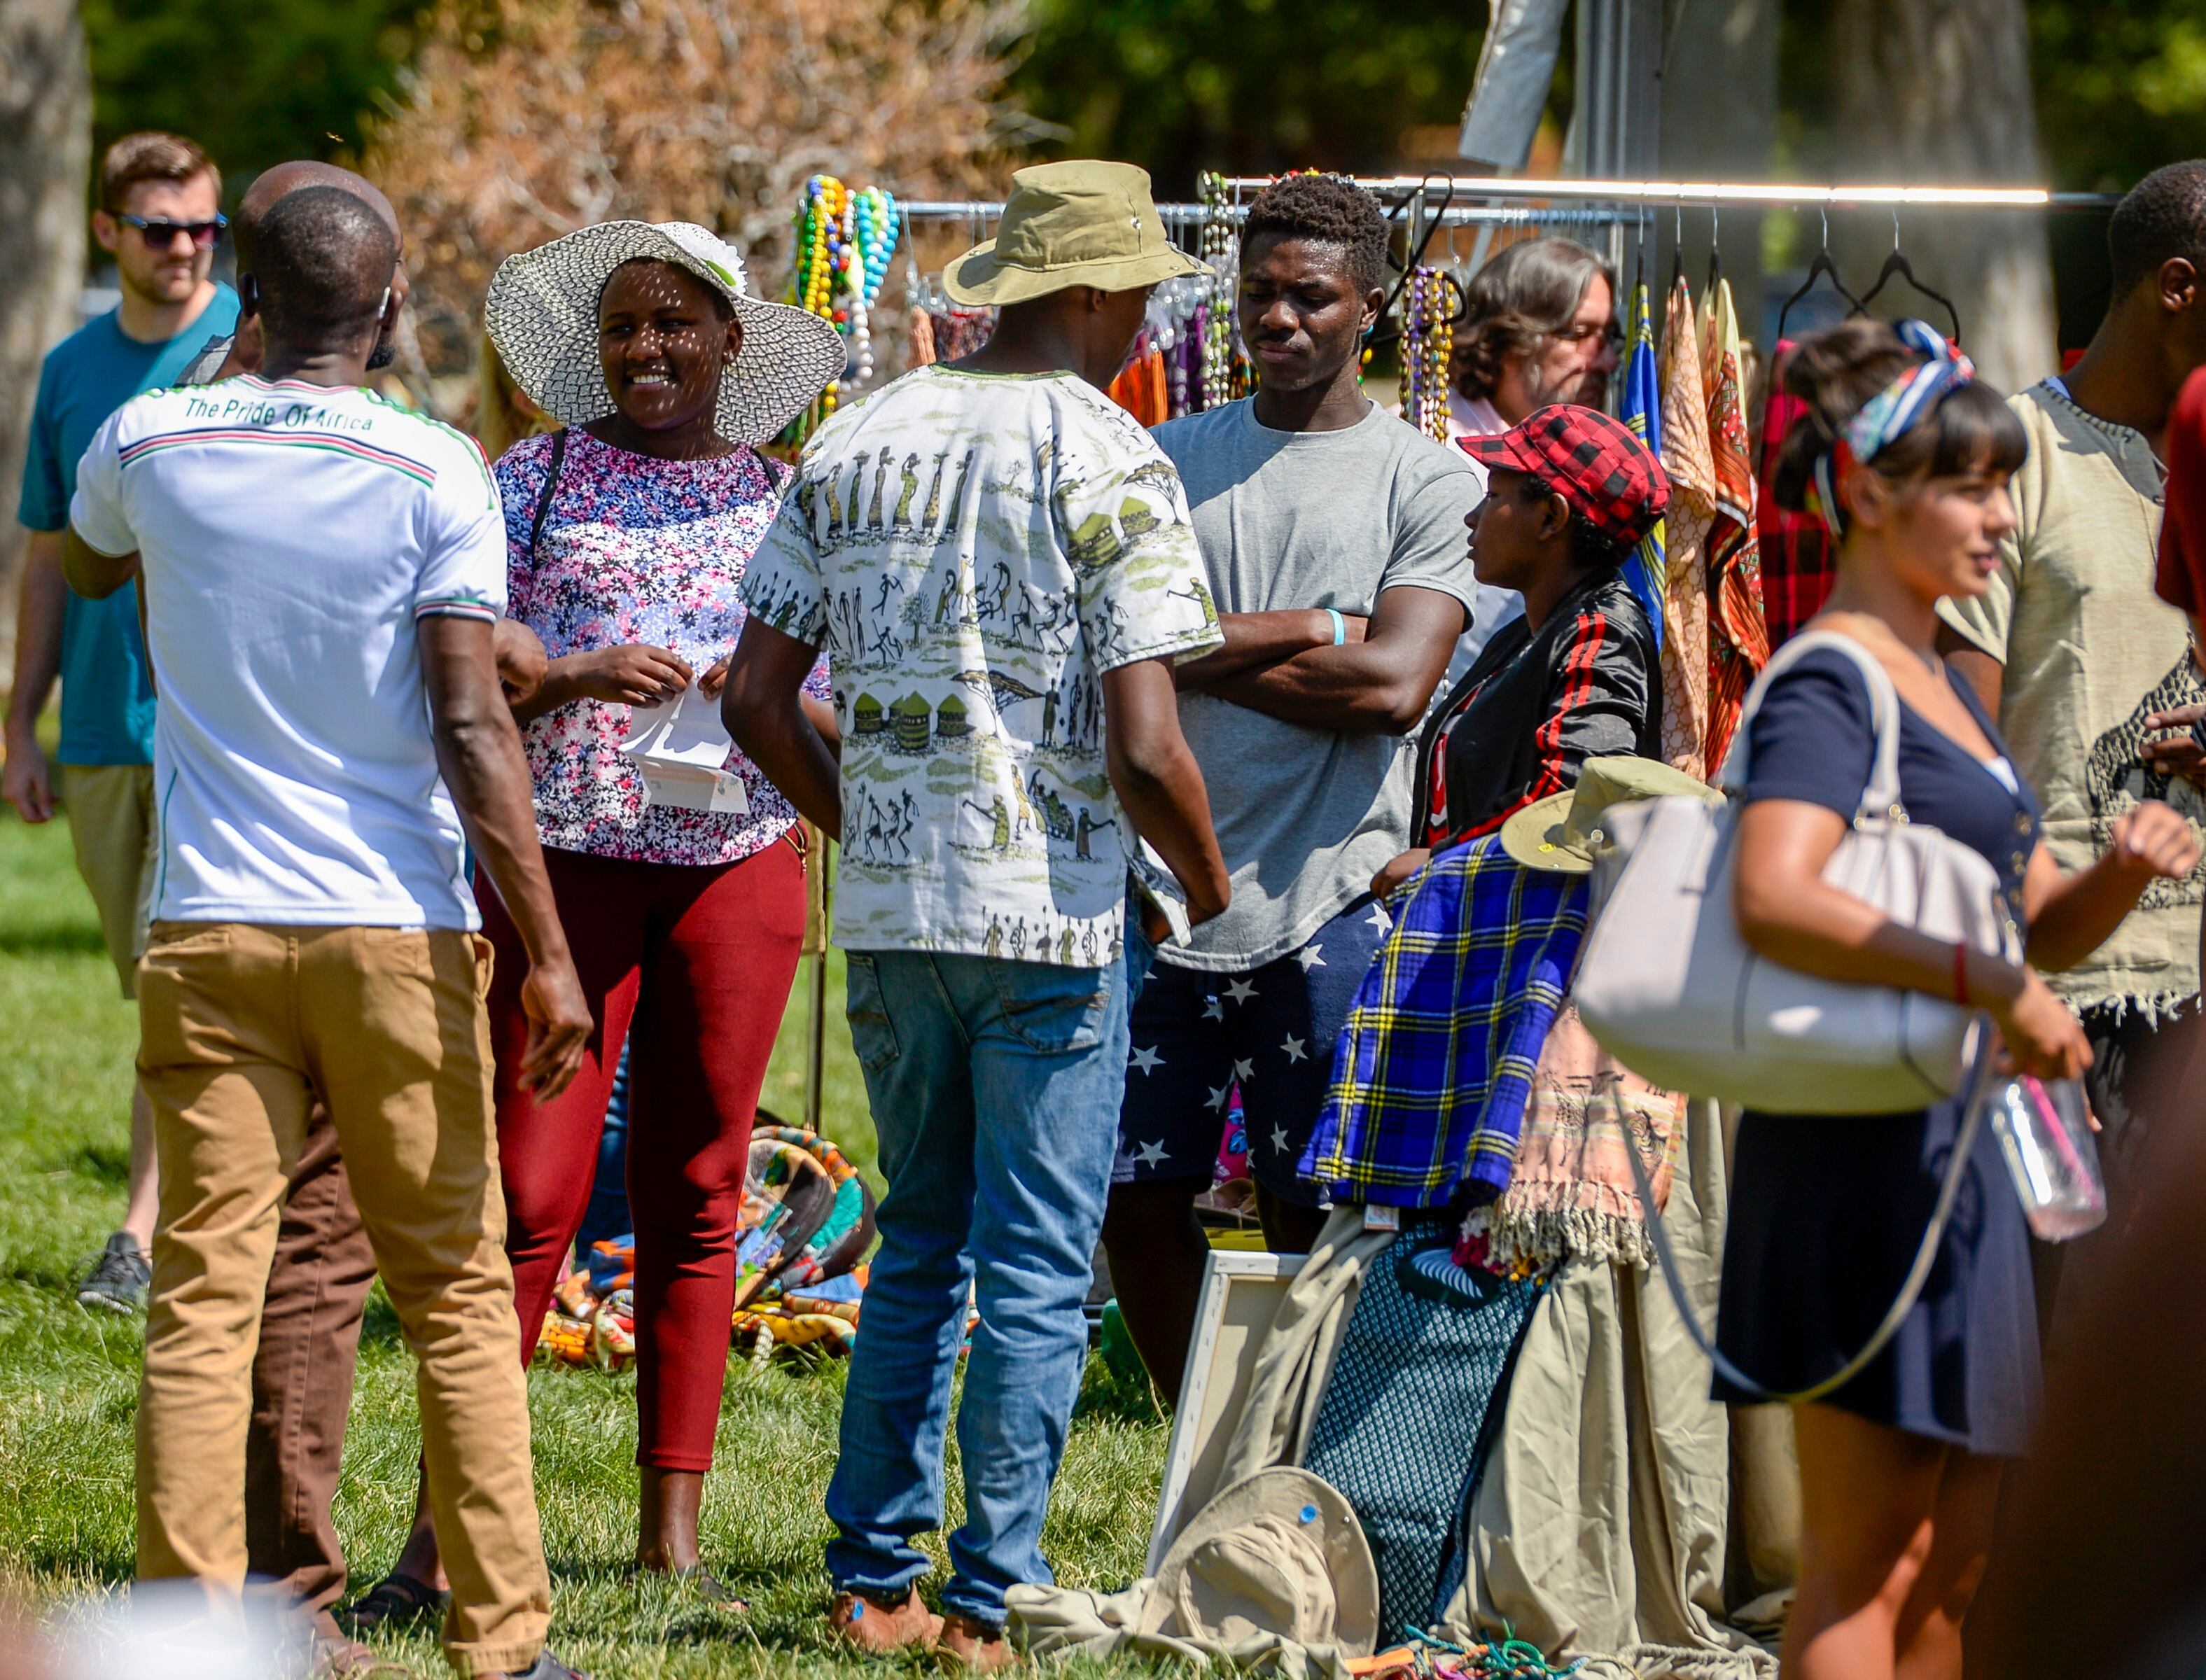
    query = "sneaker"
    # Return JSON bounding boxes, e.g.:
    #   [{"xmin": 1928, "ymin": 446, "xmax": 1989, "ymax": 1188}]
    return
[
  {"xmin": 78, "ymin": 1231, "xmax": 150, "ymax": 1313},
  {"xmin": 938, "ymin": 1613, "xmax": 1017, "ymax": 1672},
  {"xmin": 829, "ymin": 1586, "xmax": 942, "ymax": 1655},
  {"xmin": 508, "ymin": 1655, "xmax": 589, "ymax": 1680}
]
